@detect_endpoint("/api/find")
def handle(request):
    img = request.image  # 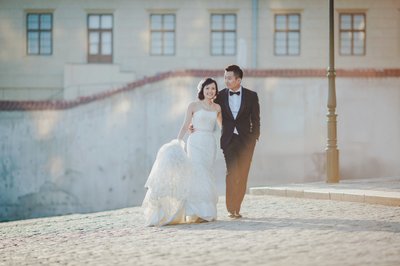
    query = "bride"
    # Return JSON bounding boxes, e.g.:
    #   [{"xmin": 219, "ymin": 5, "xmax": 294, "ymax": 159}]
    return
[{"xmin": 142, "ymin": 78, "xmax": 222, "ymax": 226}]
